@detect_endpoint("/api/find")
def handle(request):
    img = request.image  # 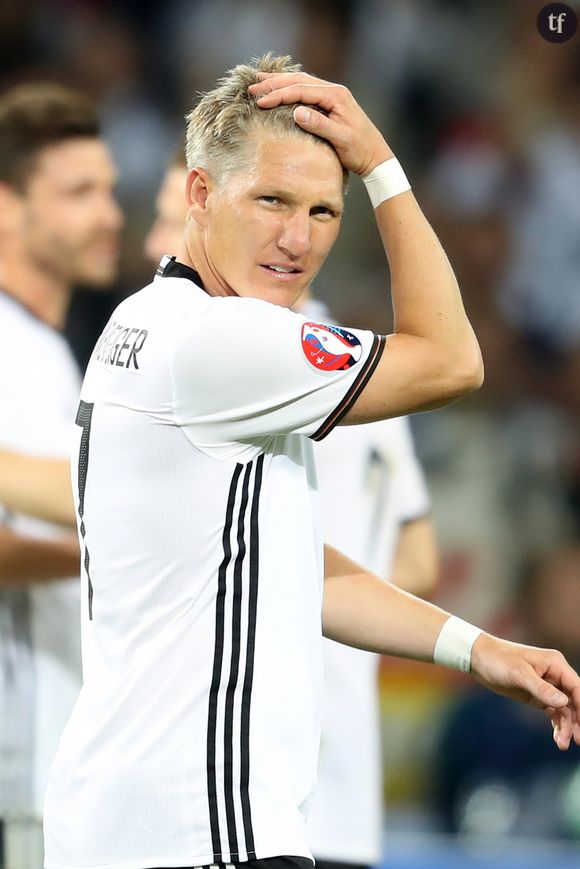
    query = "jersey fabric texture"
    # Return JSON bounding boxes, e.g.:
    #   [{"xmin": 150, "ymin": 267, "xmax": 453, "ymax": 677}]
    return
[
  {"xmin": 0, "ymin": 291, "xmax": 82, "ymax": 817},
  {"xmin": 301, "ymin": 300, "xmax": 430, "ymax": 865},
  {"xmin": 43, "ymin": 258, "xmax": 385, "ymax": 869}
]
